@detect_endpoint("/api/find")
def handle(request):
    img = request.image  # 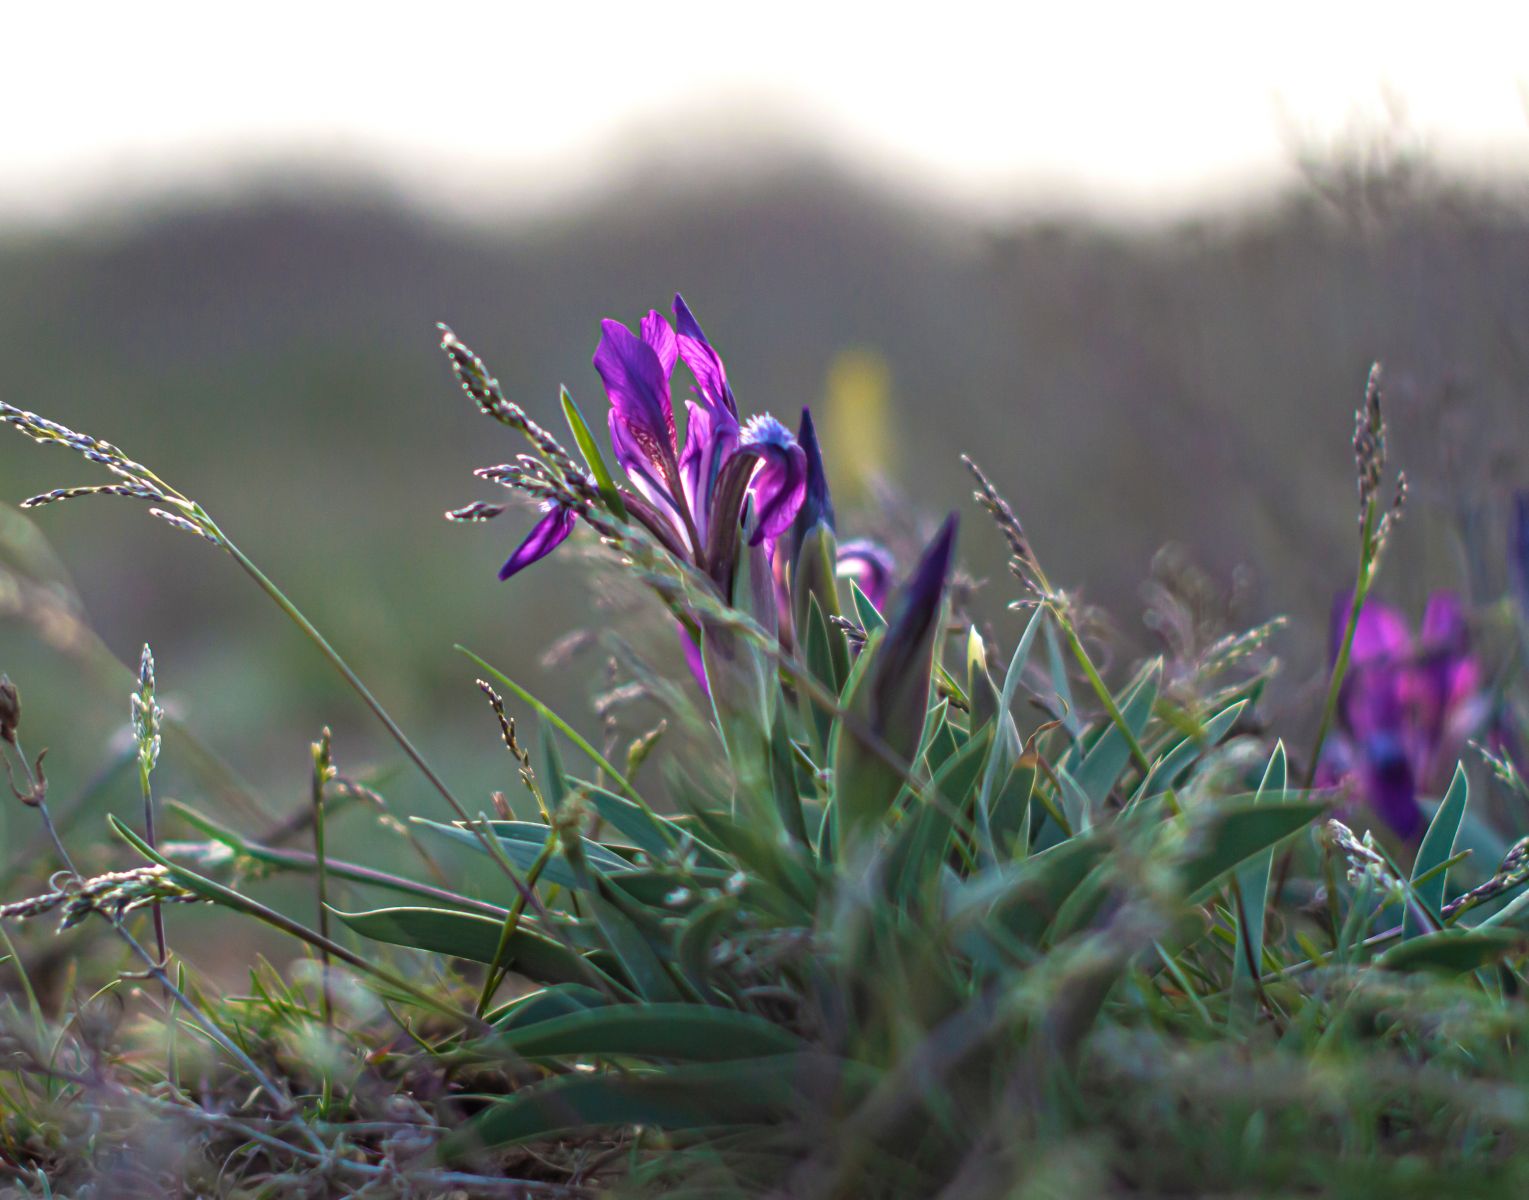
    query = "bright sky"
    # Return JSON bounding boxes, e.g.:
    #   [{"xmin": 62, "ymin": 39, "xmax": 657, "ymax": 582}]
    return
[{"xmin": 3, "ymin": 1, "xmax": 1527, "ymax": 222}]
